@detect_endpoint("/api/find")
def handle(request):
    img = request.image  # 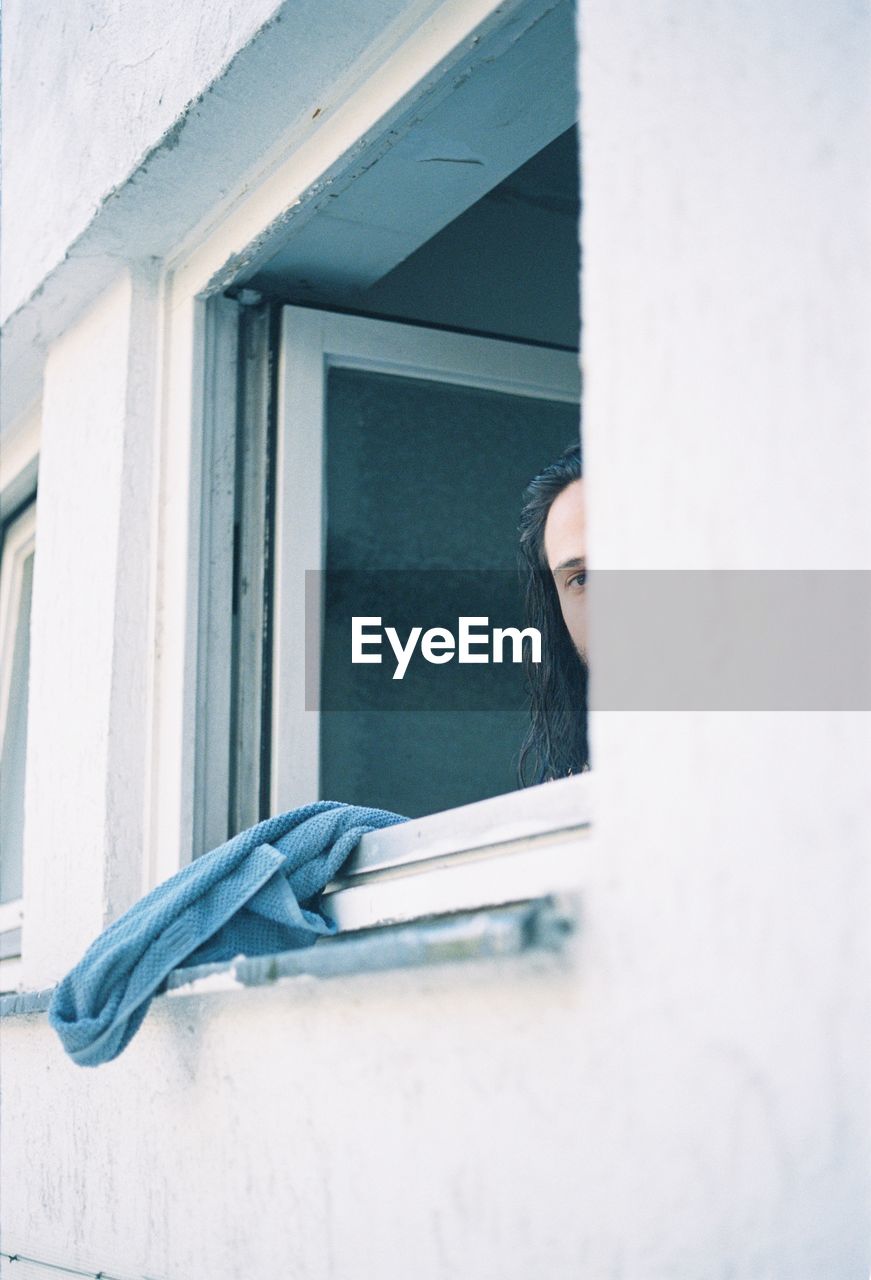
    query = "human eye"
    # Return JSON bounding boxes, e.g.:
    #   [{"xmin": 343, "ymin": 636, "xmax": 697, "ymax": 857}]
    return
[{"xmin": 566, "ymin": 569, "xmax": 586, "ymax": 590}]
